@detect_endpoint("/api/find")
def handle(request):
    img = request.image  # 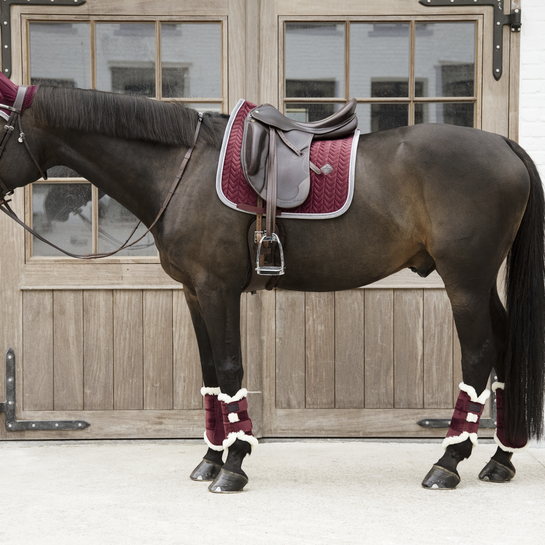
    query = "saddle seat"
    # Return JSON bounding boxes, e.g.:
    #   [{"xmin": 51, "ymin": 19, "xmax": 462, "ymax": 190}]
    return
[{"xmin": 250, "ymin": 98, "xmax": 357, "ymax": 140}]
